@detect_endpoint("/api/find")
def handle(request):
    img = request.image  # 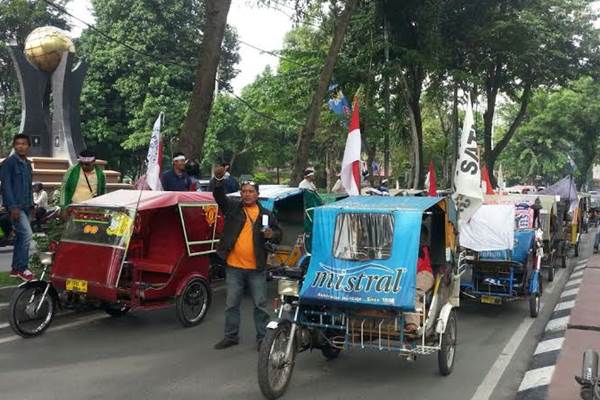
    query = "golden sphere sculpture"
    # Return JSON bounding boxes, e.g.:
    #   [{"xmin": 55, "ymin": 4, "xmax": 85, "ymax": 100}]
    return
[{"xmin": 24, "ymin": 26, "xmax": 75, "ymax": 72}]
